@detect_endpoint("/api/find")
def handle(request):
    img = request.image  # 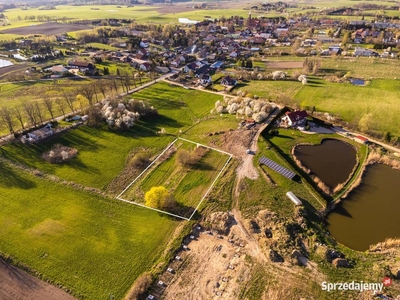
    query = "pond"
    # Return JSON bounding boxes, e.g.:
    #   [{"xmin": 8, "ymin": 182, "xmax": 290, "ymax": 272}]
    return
[
  {"xmin": 327, "ymin": 164, "xmax": 400, "ymax": 251},
  {"xmin": 350, "ymin": 78, "xmax": 365, "ymax": 86},
  {"xmin": 293, "ymin": 139, "xmax": 357, "ymax": 190},
  {"xmin": 0, "ymin": 59, "xmax": 13, "ymax": 68}
]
